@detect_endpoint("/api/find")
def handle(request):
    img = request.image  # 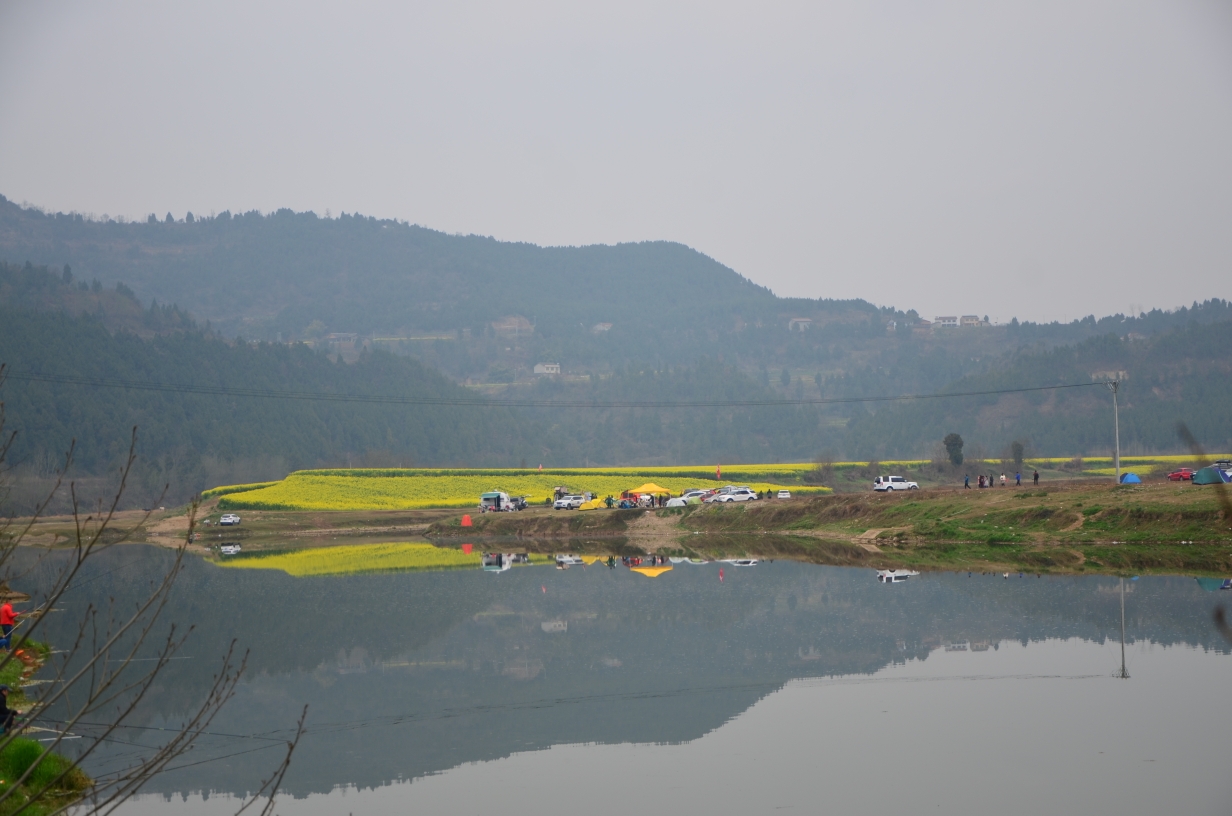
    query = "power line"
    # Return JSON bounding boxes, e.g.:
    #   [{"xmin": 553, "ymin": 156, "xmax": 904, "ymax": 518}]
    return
[{"xmin": 2, "ymin": 369, "xmax": 1109, "ymax": 410}]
